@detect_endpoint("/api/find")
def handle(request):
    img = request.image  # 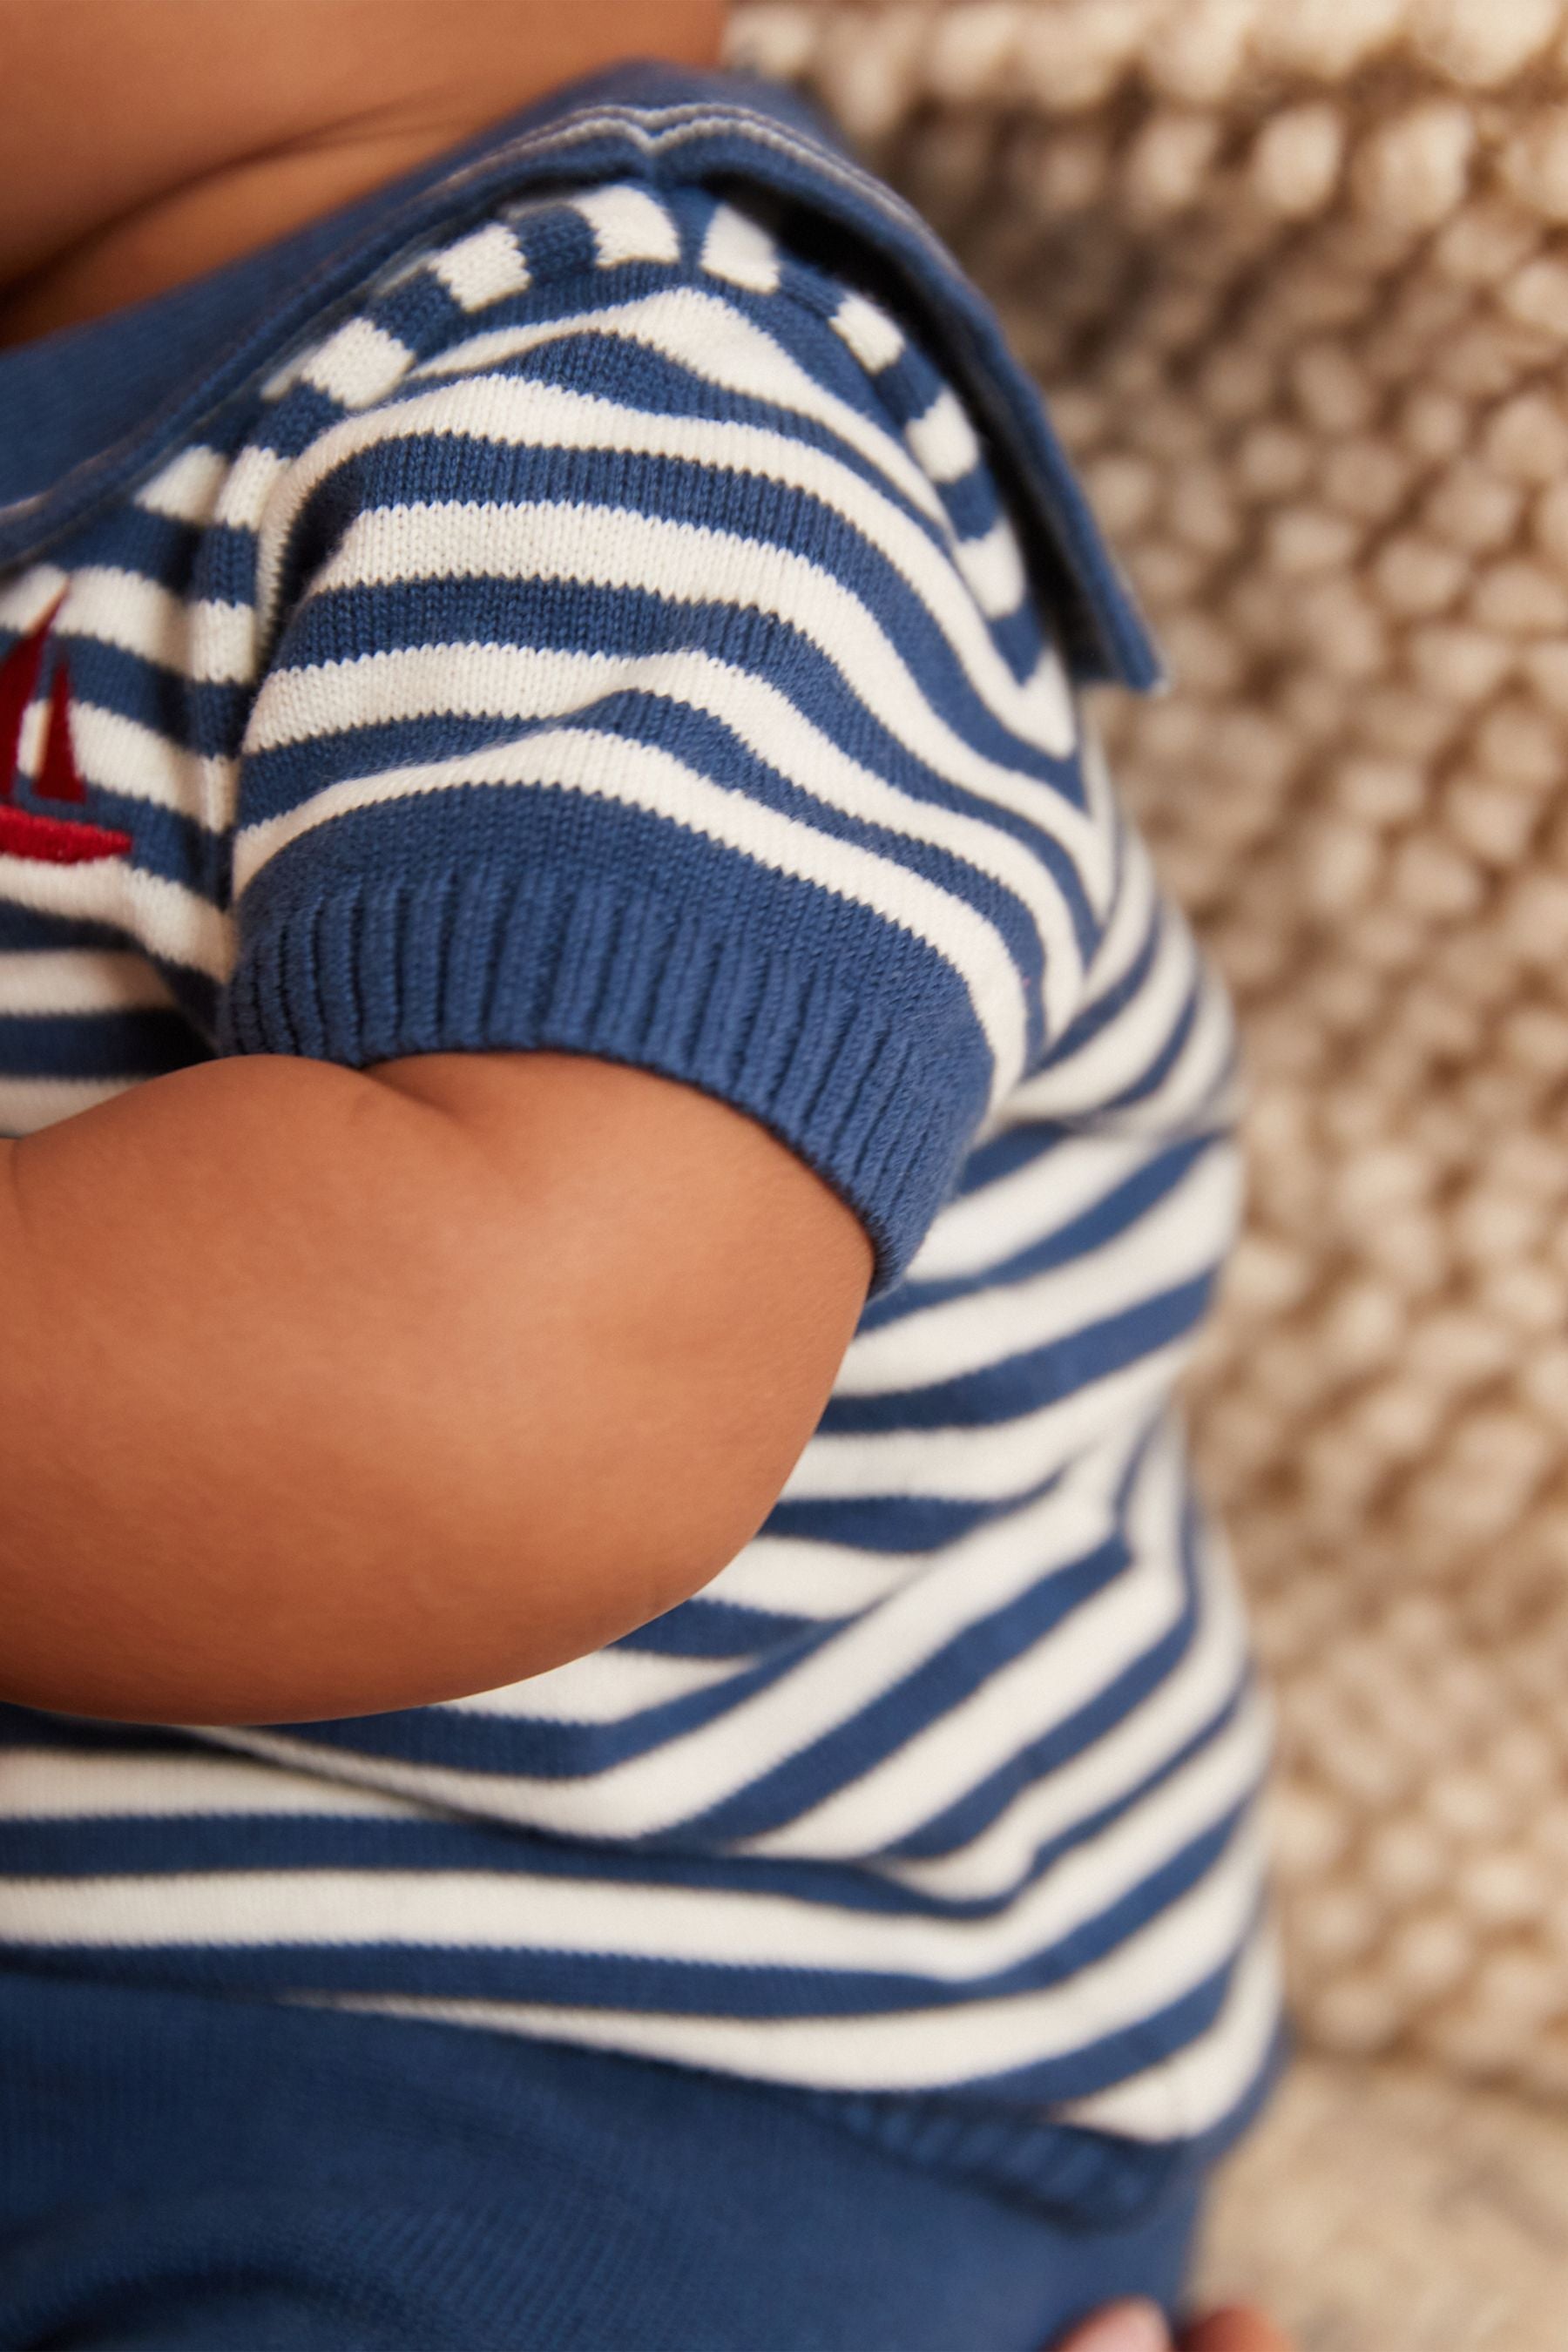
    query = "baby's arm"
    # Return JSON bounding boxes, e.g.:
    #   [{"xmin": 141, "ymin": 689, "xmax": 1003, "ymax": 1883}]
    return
[
  {"xmin": 1, "ymin": 210, "xmax": 1090, "ymax": 1732},
  {"xmin": 0, "ymin": 1045, "xmax": 870, "ymax": 1725}
]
